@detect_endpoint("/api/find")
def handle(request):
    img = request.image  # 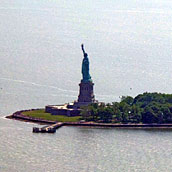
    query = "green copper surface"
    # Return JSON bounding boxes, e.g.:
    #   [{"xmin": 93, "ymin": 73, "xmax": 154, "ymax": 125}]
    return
[{"xmin": 81, "ymin": 44, "xmax": 92, "ymax": 82}]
